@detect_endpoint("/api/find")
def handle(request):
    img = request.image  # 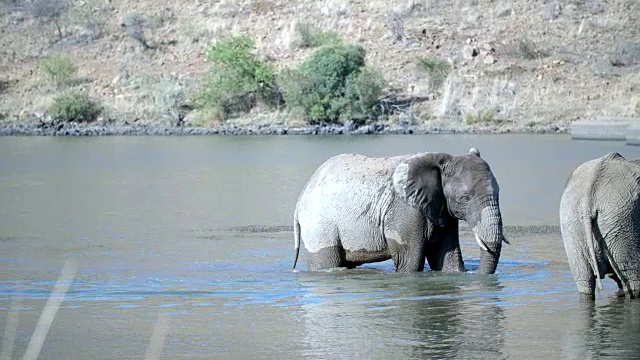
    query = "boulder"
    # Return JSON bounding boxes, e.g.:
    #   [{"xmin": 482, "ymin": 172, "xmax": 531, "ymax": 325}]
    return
[
  {"xmin": 570, "ymin": 117, "xmax": 640, "ymax": 141},
  {"xmin": 625, "ymin": 125, "xmax": 640, "ymax": 146}
]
